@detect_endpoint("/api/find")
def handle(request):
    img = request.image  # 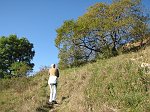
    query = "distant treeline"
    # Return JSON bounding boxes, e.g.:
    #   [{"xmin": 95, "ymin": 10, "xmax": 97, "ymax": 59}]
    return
[{"xmin": 55, "ymin": 0, "xmax": 150, "ymax": 69}]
